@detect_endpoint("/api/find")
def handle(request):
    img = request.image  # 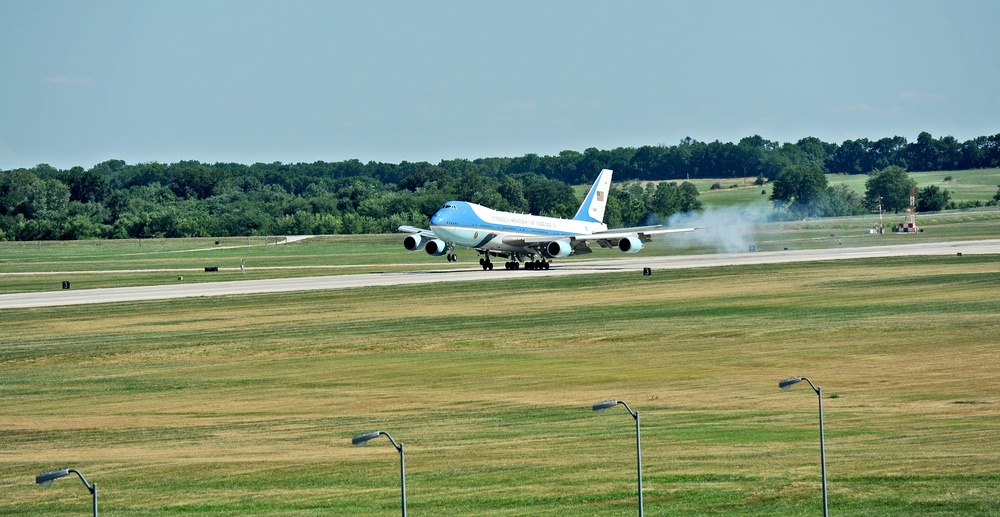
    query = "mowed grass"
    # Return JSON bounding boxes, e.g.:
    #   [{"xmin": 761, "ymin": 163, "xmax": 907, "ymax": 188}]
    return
[
  {"xmin": 823, "ymin": 168, "xmax": 1000, "ymax": 205},
  {"xmin": 694, "ymin": 168, "xmax": 1000, "ymax": 209},
  {"xmin": 4, "ymin": 207, "xmax": 1000, "ymax": 294},
  {"xmin": 0, "ymin": 234, "xmax": 462, "ymax": 294},
  {"xmin": 0, "ymin": 234, "xmax": 408, "ymax": 274},
  {"xmin": 2, "ymin": 254, "xmax": 999, "ymax": 515}
]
